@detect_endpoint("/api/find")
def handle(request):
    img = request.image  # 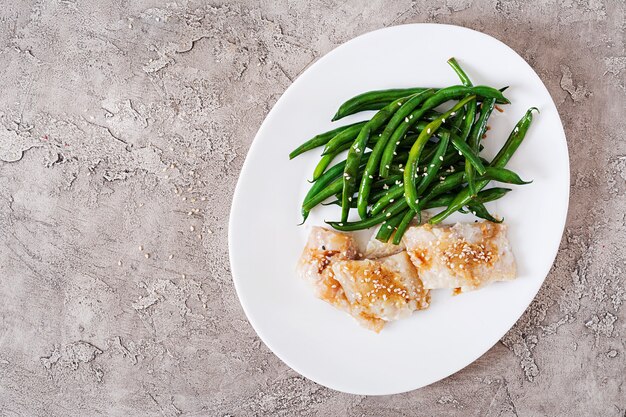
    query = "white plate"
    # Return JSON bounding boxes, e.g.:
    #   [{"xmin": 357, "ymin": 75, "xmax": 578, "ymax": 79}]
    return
[{"xmin": 229, "ymin": 24, "xmax": 569, "ymax": 395}]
